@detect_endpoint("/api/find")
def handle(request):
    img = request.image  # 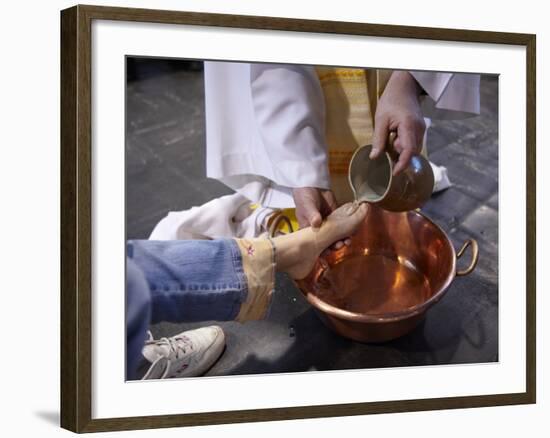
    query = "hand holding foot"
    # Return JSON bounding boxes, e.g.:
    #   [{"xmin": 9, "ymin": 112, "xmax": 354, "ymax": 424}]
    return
[{"xmin": 273, "ymin": 202, "xmax": 368, "ymax": 280}]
